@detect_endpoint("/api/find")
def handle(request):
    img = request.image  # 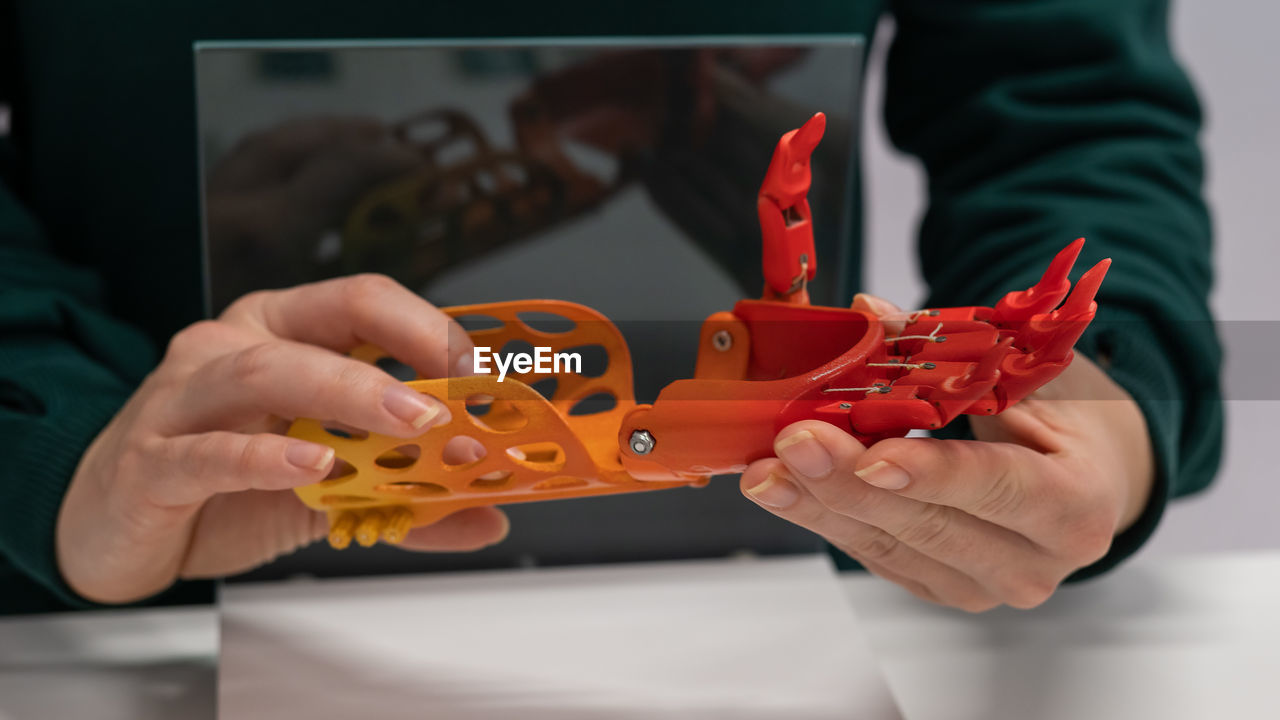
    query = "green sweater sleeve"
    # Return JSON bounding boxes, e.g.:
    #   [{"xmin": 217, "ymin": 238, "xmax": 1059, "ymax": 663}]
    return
[
  {"xmin": 0, "ymin": 178, "xmax": 160, "ymax": 610},
  {"xmin": 883, "ymin": 0, "xmax": 1222, "ymax": 578}
]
